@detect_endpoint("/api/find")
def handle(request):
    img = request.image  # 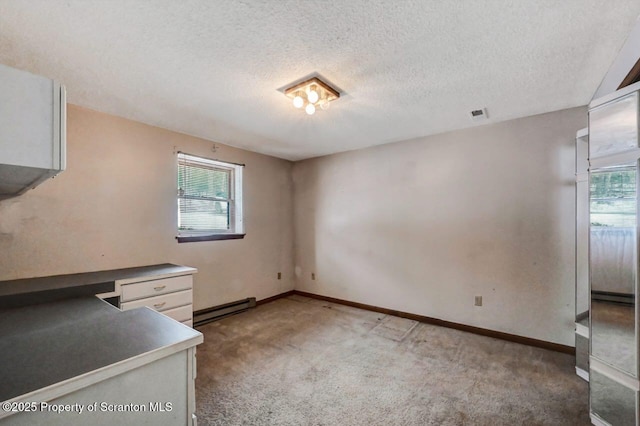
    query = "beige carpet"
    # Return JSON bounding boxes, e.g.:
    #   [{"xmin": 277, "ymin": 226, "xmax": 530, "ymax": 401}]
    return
[{"xmin": 195, "ymin": 295, "xmax": 589, "ymax": 425}]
